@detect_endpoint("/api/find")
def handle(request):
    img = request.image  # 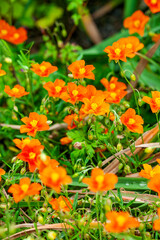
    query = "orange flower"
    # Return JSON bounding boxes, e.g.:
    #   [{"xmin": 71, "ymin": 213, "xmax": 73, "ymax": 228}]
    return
[
  {"xmin": 13, "ymin": 137, "xmax": 31, "ymax": 150},
  {"xmin": 20, "ymin": 112, "xmax": 50, "ymax": 137},
  {"xmin": 8, "ymin": 27, "xmax": 27, "ymax": 45},
  {"xmin": 123, "ymin": 10, "xmax": 150, "ymax": 36},
  {"xmin": 0, "ymin": 20, "xmax": 27, "ymax": 44},
  {"xmin": 83, "ymin": 85, "xmax": 103, "ymax": 99},
  {"xmin": 0, "ymin": 168, "xmax": 5, "ymax": 181},
  {"xmin": 0, "ymin": 63, "xmax": 6, "ymax": 76},
  {"xmin": 117, "ymin": 36, "xmax": 144, "ymax": 58},
  {"xmin": 101, "ymin": 77, "xmax": 127, "ymax": 104},
  {"xmin": 80, "ymin": 96, "xmax": 110, "ymax": 116},
  {"xmin": 39, "ymin": 166, "xmax": 72, "ymax": 193},
  {"xmin": 49, "ymin": 196, "xmax": 73, "ymax": 212},
  {"xmin": 139, "ymin": 164, "xmax": 160, "ymax": 179},
  {"xmin": 17, "ymin": 139, "xmax": 44, "ymax": 172},
  {"xmin": 43, "ymin": 79, "xmax": 66, "ymax": 98},
  {"xmin": 104, "ymin": 41, "xmax": 128, "ymax": 62},
  {"xmin": 153, "ymin": 208, "xmax": 160, "ymax": 230},
  {"xmin": 152, "ymin": 33, "xmax": 160, "ymax": 42},
  {"xmin": 142, "ymin": 91, "xmax": 160, "ymax": 113},
  {"xmin": 105, "ymin": 211, "xmax": 140, "ymax": 233},
  {"xmin": 61, "ymin": 82, "xmax": 87, "ymax": 105},
  {"xmin": 120, "ymin": 108, "xmax": 144, "ymax": 134},
  {"xmin": 144, "ymin": 0, "xmax": 160, "ymax": 13},
  {"xmin": 63, "ymin": 113, "xmax": 81, "ymax": 130},
  {"xmin": 4, "ymin": 85, "xmax": 29, "ymax": 98},
  {"xmin": 8, "ymin": 177, "xmax": 42, "ymax": 203},
  {"xmin": 31, "ymin": 61, "xmax": 58, "ymax": 77},
  {"xmin": 148, "ymin": 174, "xmax": 160, "ymax": 196},
  {"xmin": 60, "ymin": 137, "xmax": 72, "ymax": 145},
  {"xmin": 82, "ymin": 168, "xmax": 118, "ymax": 192},
  {"xmin": 68, "ymin": 60, "xmax": 95, "ymax": 80},
  {"xmin": 37, "ymin": 154, "xmax": 59, "ymax": 173},
  {"xmin": 157, "ymin": 159, "xmax": 160, "ymax": 164},
  {"xmin": 0, "ymin": 20, "xmax": 11, "ymax": 40}
]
